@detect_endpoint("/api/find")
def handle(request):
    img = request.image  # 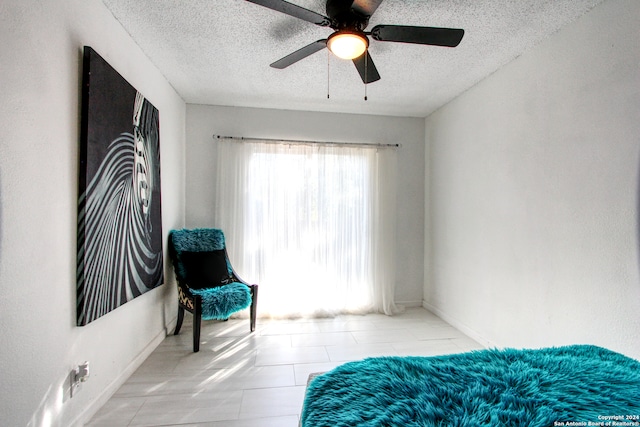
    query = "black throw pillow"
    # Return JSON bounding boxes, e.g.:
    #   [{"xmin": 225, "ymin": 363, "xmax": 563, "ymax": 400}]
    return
[{"xmin": 180, "ymin": 250, "xmax": 230, "ymax": 289}]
